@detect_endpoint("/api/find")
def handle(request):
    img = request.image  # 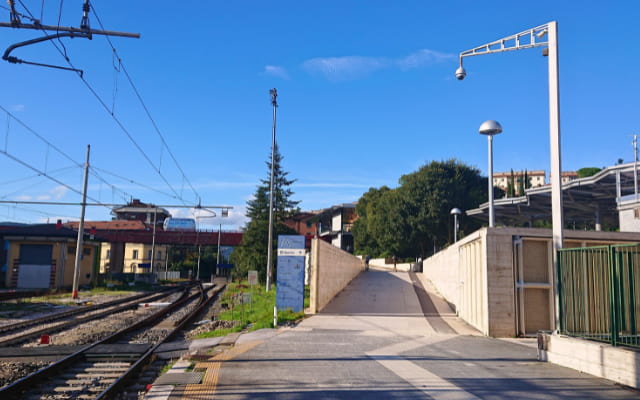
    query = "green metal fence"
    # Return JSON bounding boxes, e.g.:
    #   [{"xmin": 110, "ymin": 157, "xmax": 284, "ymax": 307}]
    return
[{"xmin": 558, "ymin": 244, "xmax": 640, "ymax": 349}]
